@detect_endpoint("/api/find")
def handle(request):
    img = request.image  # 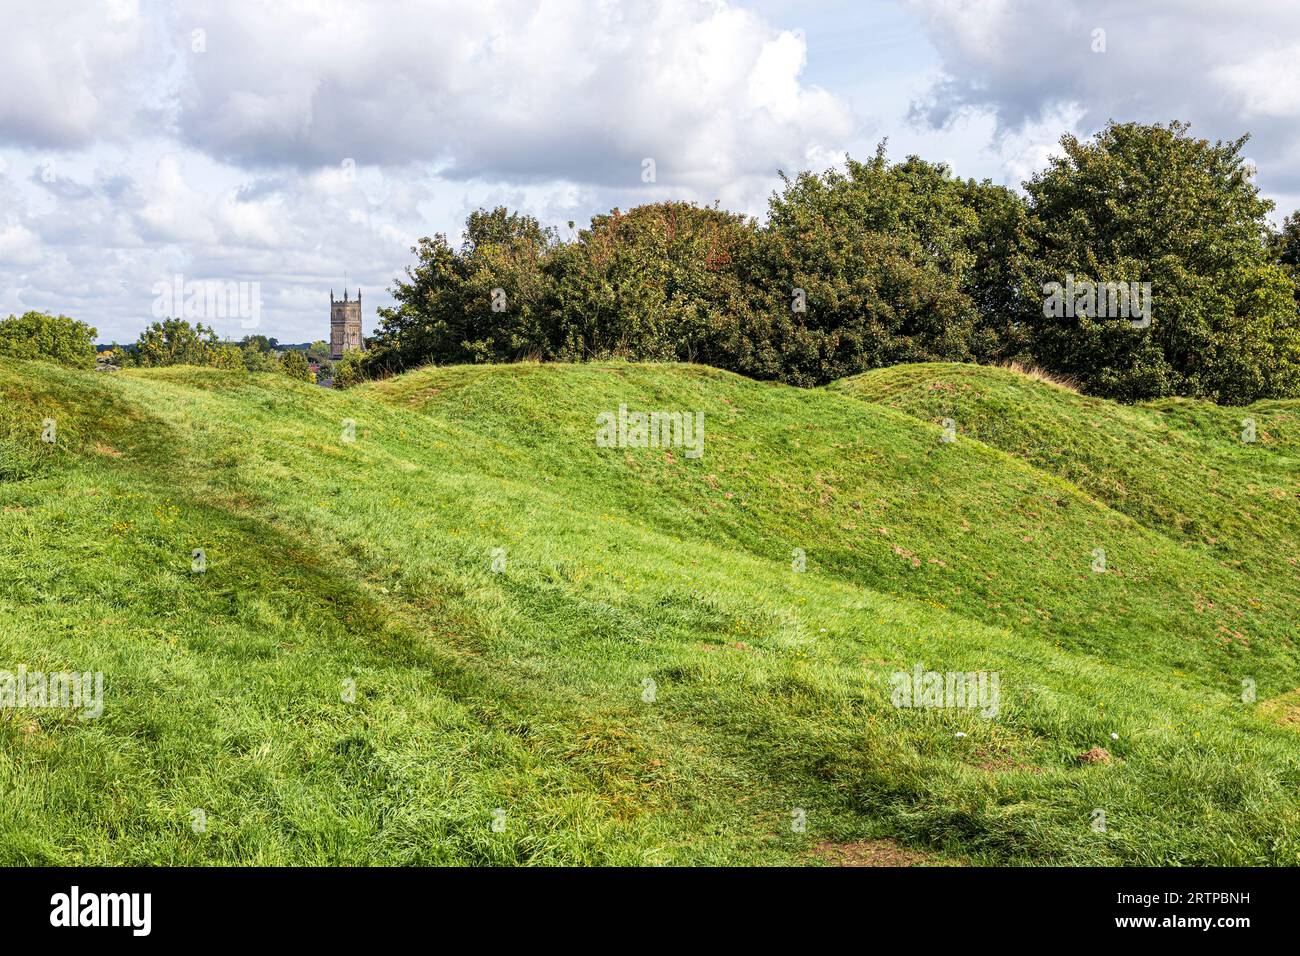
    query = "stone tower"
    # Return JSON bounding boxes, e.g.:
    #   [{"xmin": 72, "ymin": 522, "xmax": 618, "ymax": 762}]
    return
[{"xmin": 329, "ymin": 288, "xmax": 363, "ymax": 359}]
